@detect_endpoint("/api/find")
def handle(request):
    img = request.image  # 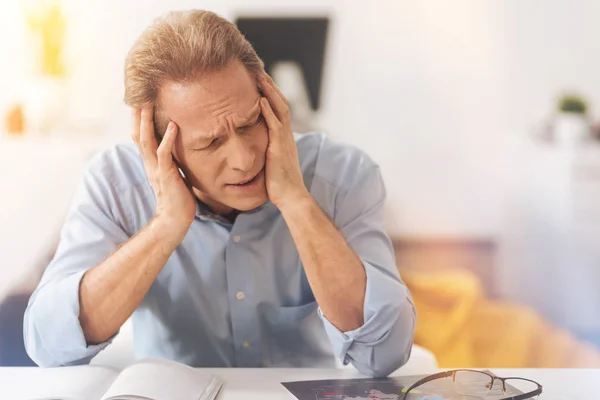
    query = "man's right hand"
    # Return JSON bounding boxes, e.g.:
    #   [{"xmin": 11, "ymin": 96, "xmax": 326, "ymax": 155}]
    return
[{"xmin": 131, "ymin": 106, "xmax": 196, "ymax": 239}]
